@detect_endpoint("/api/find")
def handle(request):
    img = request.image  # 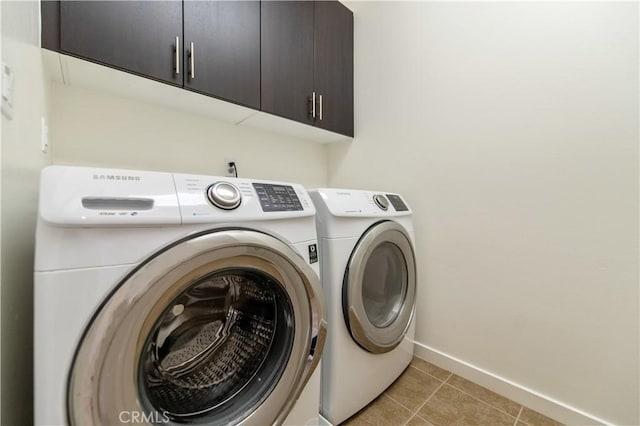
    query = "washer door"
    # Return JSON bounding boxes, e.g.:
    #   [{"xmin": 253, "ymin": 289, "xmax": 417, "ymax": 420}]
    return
[
  {"xmin": 343, "ymin": 221, "xmax": 416, "ymax": 354},
  {"xmin": 68, "ymin": 229, "xmax": 327, "ymax": 425}
]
